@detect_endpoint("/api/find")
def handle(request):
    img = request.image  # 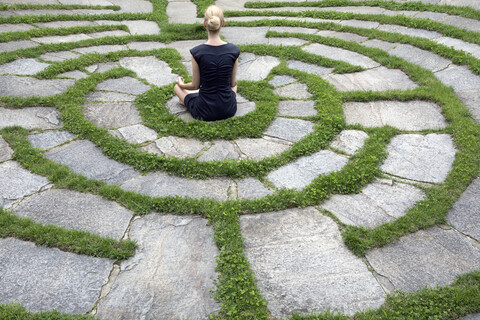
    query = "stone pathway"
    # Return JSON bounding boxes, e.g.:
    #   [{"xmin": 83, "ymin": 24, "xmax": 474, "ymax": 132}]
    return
[{"xmin": 0, "ymin": 0, "xmax": 479, "ymax": 319}]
